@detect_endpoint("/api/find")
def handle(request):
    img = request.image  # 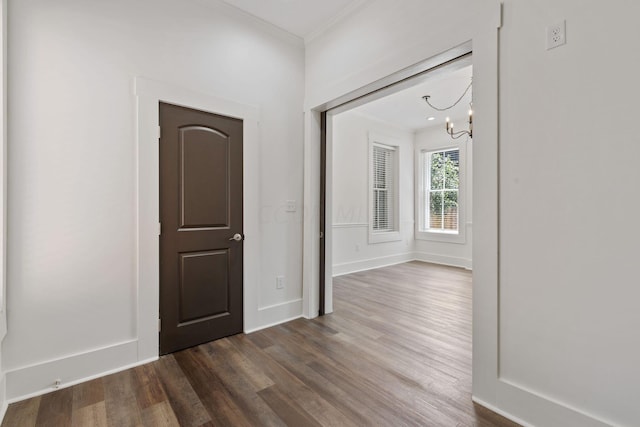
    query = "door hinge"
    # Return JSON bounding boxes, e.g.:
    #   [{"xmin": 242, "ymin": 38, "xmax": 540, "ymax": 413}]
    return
[
  {"xmin": 158, "ymin": 126, "xmax": 161, "ymax": 140},
  {"xmin": 158, "ymin": 222, "xmax": 162, "ymax": 236},
  {"xmin": 319, "ymin": 231, "xmax": 324, "ymax": 239},
  {"xmin": 158, "ymin": 318, "xmax": 161, "ymax": 332}
]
